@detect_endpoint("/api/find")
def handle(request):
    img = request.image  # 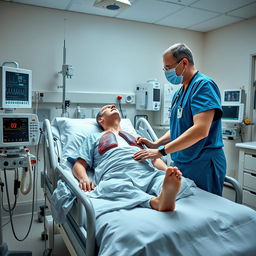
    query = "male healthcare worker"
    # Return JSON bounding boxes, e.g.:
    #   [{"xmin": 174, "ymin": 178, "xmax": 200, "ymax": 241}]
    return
[{"xmin": 133, "ymin": 43, "xmax": 226, "ymax": 196}]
